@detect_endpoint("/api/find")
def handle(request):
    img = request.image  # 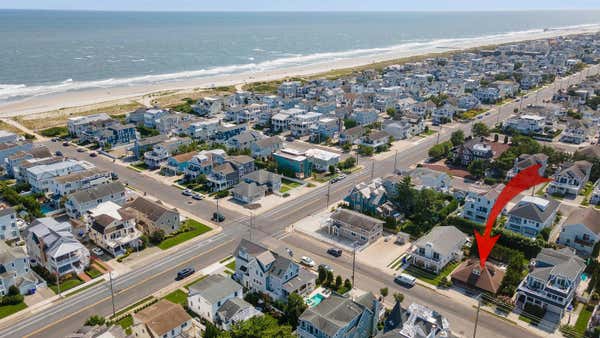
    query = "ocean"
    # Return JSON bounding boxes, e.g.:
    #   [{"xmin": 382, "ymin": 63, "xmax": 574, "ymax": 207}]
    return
[{"xmin": 1, "ymin": 10, "xmax": 600, "ymax": 102}]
